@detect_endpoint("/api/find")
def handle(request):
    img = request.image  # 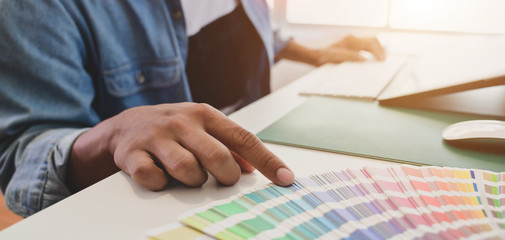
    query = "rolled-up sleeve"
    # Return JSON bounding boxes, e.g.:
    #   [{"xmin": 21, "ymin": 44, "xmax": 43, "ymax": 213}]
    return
[
  {"xmin": 273, "ymin": 29, "xmax": 293, "ymax": 55},
  {"xmin": 0, "ymin": 0, "xmax": 99, "ymax": 217},
  {"xmin": 3, "ymin": 128, "xmax": 88, "ymax": 217}
]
